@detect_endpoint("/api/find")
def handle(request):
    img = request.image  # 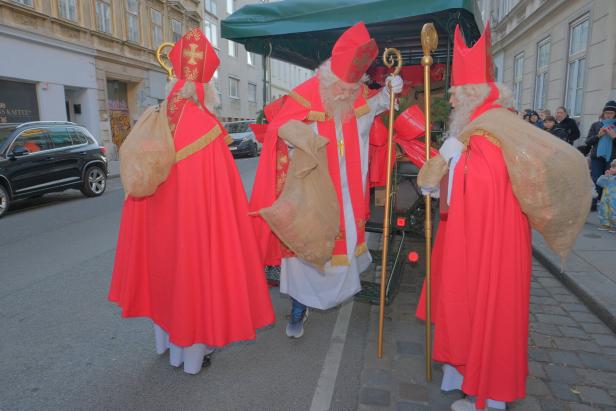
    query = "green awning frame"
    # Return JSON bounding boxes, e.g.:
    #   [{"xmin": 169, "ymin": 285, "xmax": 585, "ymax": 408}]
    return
[{"xmin": 221, "ymin": 0, "xmax": 483, "ymax": 70}]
